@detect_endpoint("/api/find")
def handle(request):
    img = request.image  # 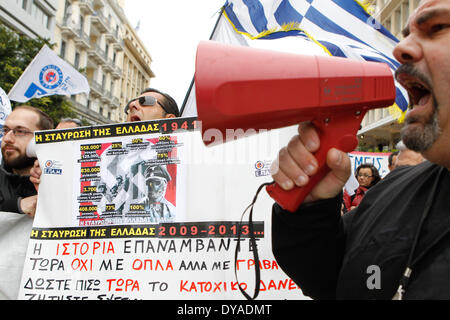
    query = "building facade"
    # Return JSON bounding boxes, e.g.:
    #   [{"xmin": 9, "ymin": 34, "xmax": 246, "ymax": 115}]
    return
[
  {"xmin": 119, "ymin": 21, "xmax": 155, "ymax": 122},
  {"xmin": 53, "ymin": 0, "xmax": 154, "ymax": 124},
  {"xmin": 357, "ymin": 0, "xmax": 420, "ymax": 151},
  {"xmin": 0, "ymin": 0, "xmax": 58, "ymax": 41}
]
